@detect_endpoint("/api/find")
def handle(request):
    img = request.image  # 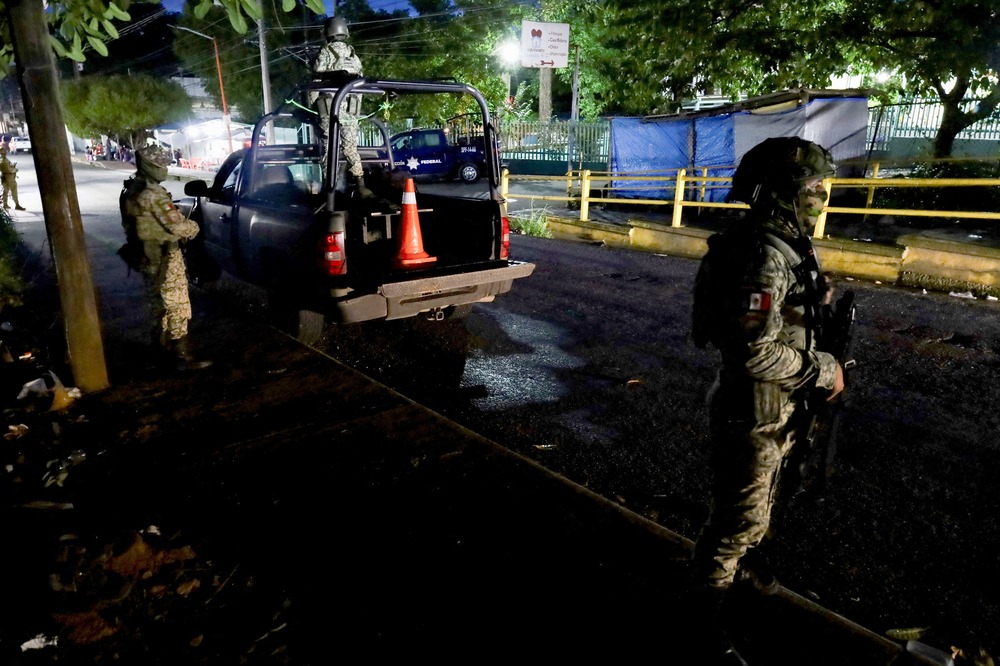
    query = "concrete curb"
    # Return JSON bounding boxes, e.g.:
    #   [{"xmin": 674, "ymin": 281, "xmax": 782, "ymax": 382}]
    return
[{"xmin": 545, "ymin": 213, "xmax": 1000, "ymax": 298}]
